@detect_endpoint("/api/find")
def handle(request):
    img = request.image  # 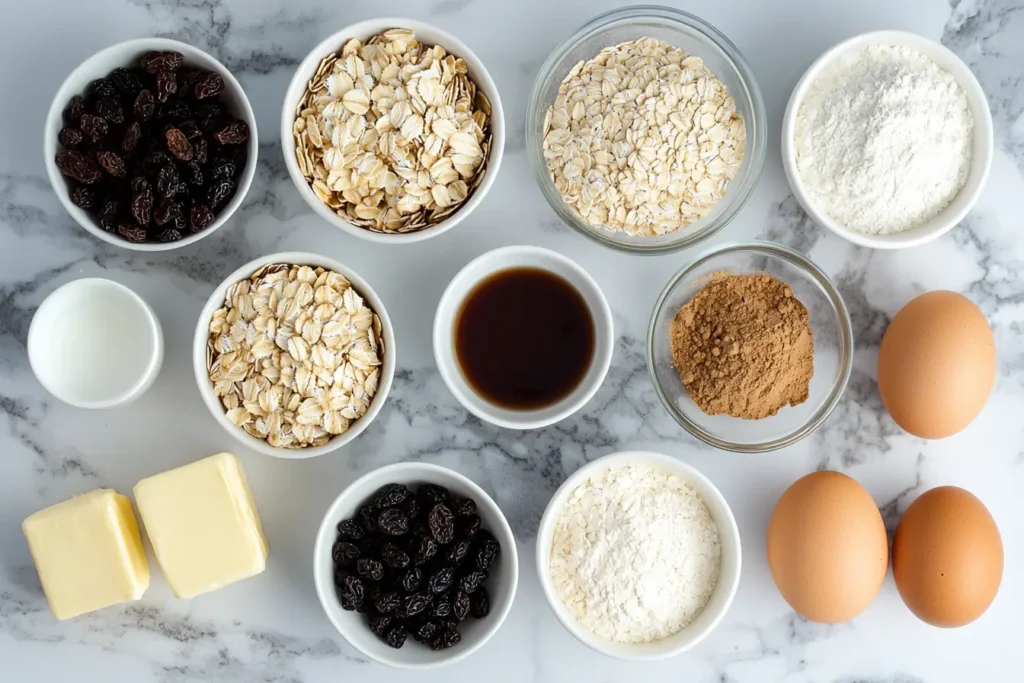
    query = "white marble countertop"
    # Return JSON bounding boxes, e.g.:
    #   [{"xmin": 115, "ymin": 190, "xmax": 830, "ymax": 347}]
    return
[{"xmin": 1, "ymin": 0, "xmax": 1021, "ymax": 680}]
